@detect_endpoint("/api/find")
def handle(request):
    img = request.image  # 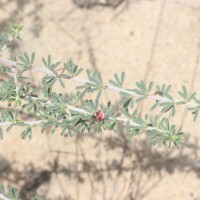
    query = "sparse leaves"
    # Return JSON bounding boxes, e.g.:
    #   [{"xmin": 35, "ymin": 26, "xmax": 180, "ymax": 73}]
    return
[
  {"xmin": 178, "ymin": 86, "xmax": 195, "ymax": 103},
  {"xmin": 76, "ymin": 69, "xmax": 104, "ymax": 100},
  {"xmin": 42, "ymin": 57, "xmax": 83, "ymax": 88},
  {"xmin": 62, "ymin": 58, "xmax": 83, "ymax": 78},
  {"xmin": 18, "ymin": 52, "xmax": 35, "ymax": 73},
  {"xmin": 160, "ymin": 99, "xmax": 176, "ymax": 116},
  {"xmin": 109, "ymin": 72, "xmax": 125, "ymax": 88},
  {"xmin": 148, "ymin": 117, "xmax": 184, "ymax": 148},
  {"xmin": 134, "ymin": 81, "xmax": 154, "ymax": 103},
  {"xmin": 0, "ymin": 23, "xmax": 199, "ymax": 150},
  {"xmin": 21, "ymin": 127, "xmax": 32, "ymax": 139}
]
